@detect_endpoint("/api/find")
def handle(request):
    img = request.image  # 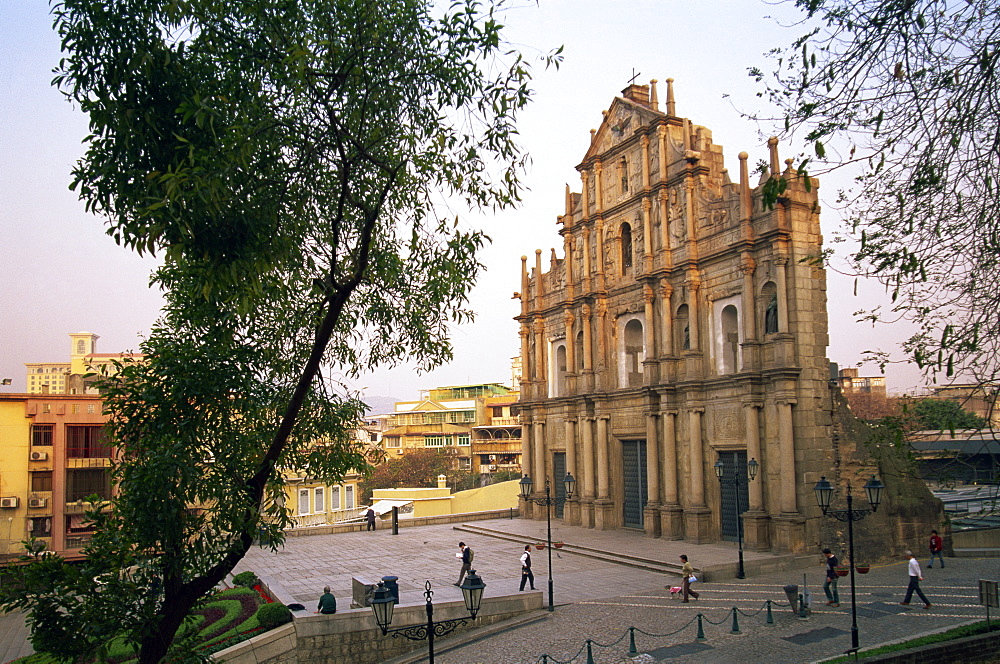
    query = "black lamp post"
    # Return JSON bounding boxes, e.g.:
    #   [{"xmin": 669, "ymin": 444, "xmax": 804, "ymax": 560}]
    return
[
  {"xmin": 714, "ymin": 457, "xmax": 758, "ymax": 579},
  {"xmin": 814, "ymin": 475, "xmax": 885, "ymax": 652},
  {"xmin": 370, "ymin": 572, "xmax": 485, "ymax": 664},
  {"xmin": 519, "ymin": 472, "xmax": 576, "ymax": 612}
]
